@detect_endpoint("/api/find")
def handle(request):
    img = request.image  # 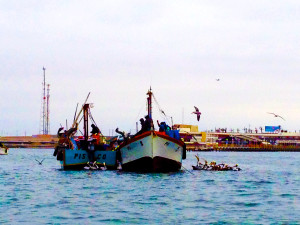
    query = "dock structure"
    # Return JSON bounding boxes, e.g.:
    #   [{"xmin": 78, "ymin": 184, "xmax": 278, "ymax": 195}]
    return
[
  {"xmin": 0, "ymin": 135, "xmax": 58, "ymax": 148},
  {"xmin": 174, "ymin": 124, "xmax": 300, "ymax": 152}
]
